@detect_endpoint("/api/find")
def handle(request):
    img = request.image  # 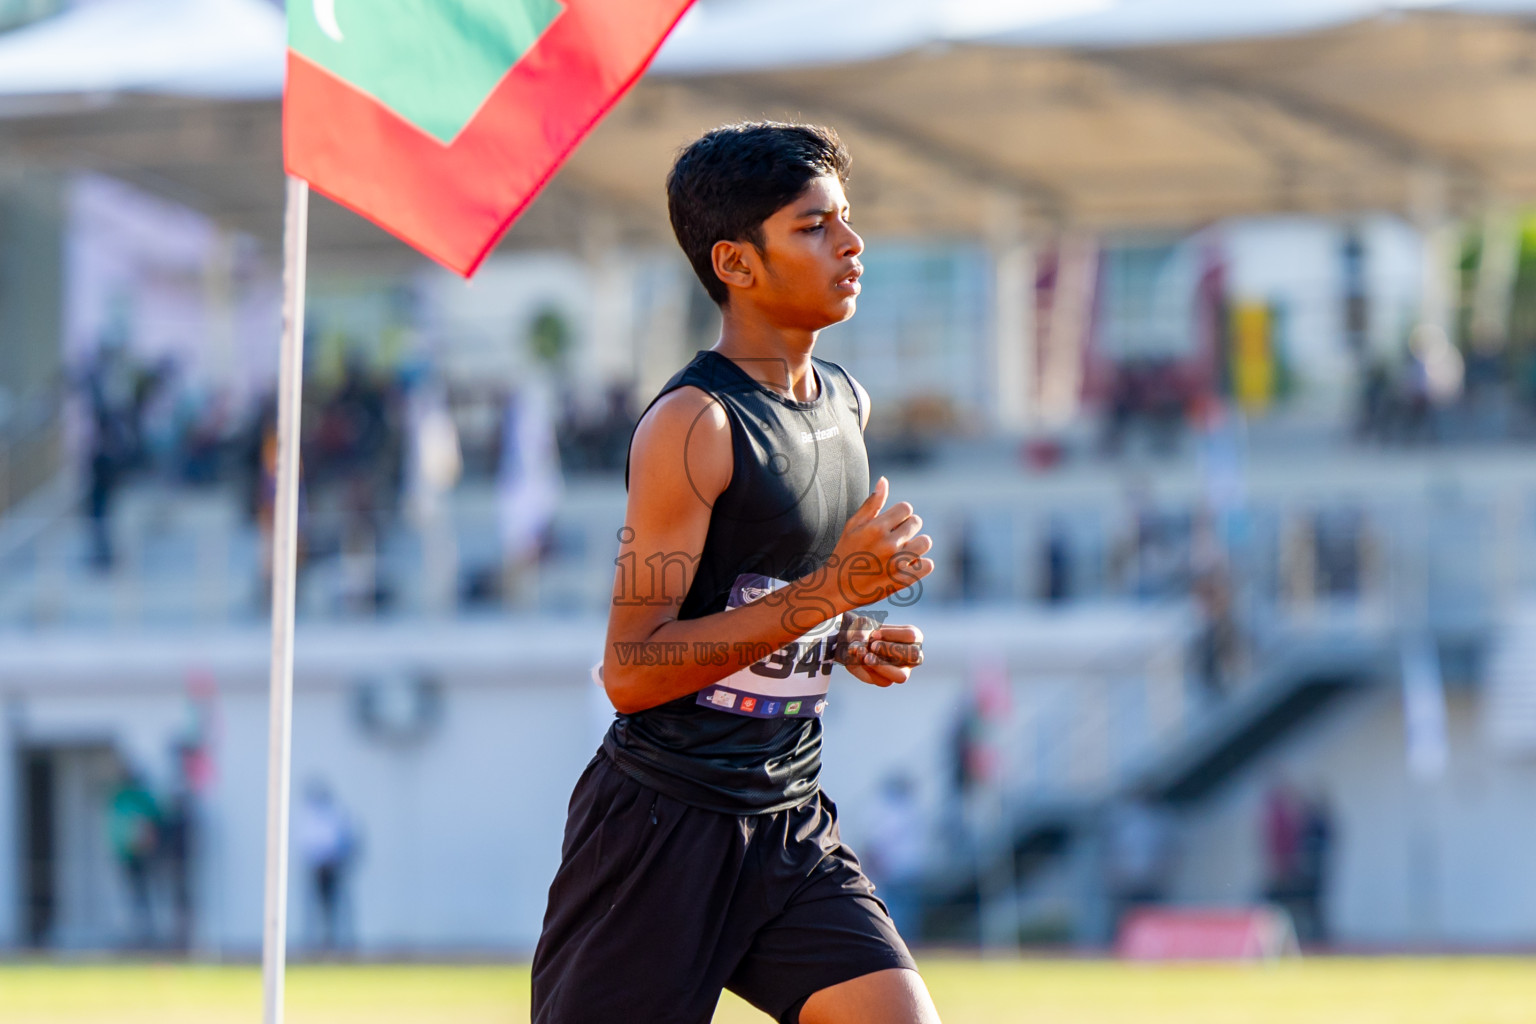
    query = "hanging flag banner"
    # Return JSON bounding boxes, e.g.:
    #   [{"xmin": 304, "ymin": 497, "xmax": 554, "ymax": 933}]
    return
[{"xmin": 283, "ymin": 0, "xmax": 695, "ymax": 276}]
